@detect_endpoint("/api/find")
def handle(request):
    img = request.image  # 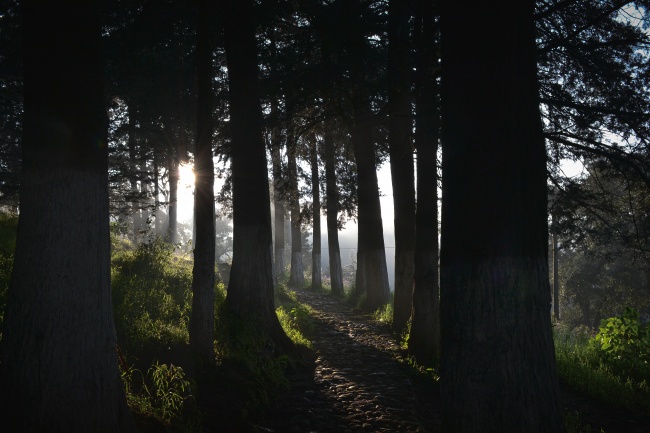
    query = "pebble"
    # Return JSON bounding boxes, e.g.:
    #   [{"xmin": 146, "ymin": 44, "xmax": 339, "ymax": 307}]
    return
[{"xmin": 260, "ymin": 289, "xmax": 441, "ymax": 432}]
